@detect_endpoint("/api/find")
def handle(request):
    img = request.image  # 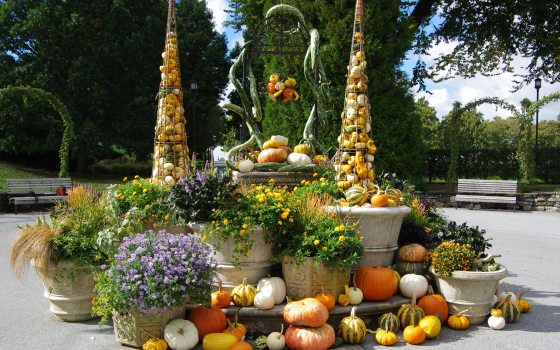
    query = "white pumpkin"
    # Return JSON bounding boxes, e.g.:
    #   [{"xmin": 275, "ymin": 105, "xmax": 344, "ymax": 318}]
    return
[
  {"xmin": 165, "ymin": 175, "xmax": 176, "ymax": 186},
  {"xmin": 237, "ymin": 159, "xmax": 254, "ymax": 173},
  {"xmin": 164, "ymin": 162, "xmax": 175, "ymax": 171},
  {"xmin": 270, "ymin": 135, "xmax": 289, "ymax": 146},
  {"xmin": 287, "ymin": 152, "xmax": 312, "ymax": 165},
  {"xmin": 253, "ymin": 291, "xmax": 275, "ymax": 310},
  {"xmin": 497, "ymin": 282, "xmax": 517, "ymax": 304},
  {"xmin": 164, "ymin": 319, "xmax": 199, "ymax": 350},
  {"xmin": 348, "ymin": 286, "xmax": 363, "ymax": 305},
  {"xmin": 366, "ymin": 123, "xmax": 371, "ymax": 133},
  {"xmin": 257, "ymin": 276, "xmax": 286, "ymax": 305},
  {"xmin": 399, "ymin": 274, "xmax": 429, "ymax": 298},
  {"xmin": 488, "ymin": 316, "xmax": 506, "ymax": 330},
  {"xmin": 266, "ymin": 324, "xmax": 285, "ymax": 350}
]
